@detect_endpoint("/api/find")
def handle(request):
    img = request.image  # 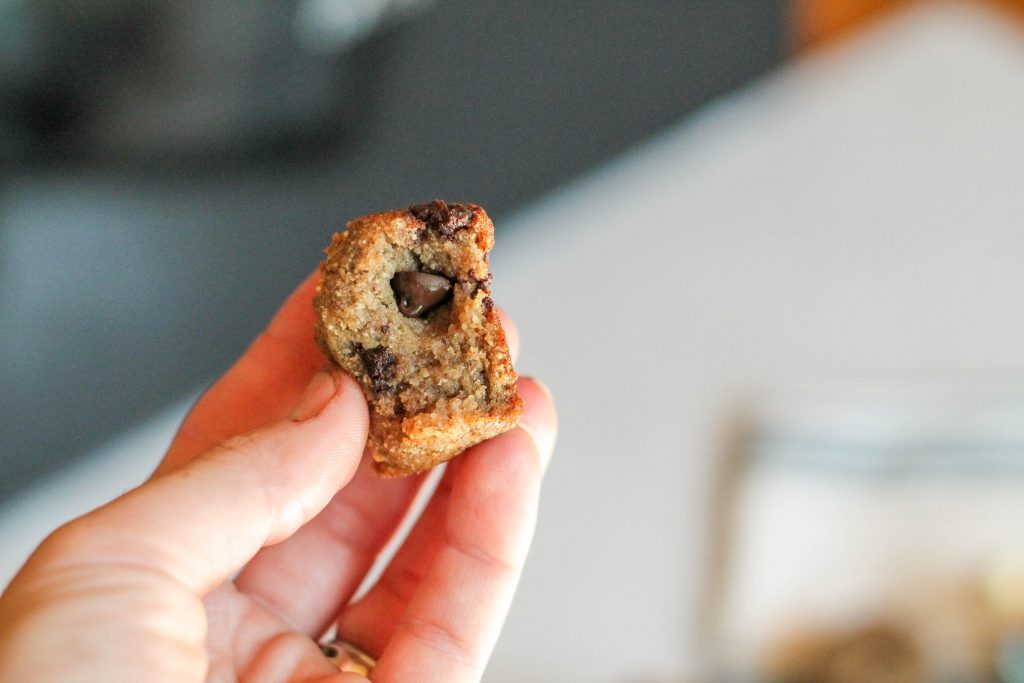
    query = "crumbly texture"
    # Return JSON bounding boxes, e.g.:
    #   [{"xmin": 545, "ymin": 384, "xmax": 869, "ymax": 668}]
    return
[{"xmin": 314, "ymin": 200, "xmax": 523, "ymax": 476}]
